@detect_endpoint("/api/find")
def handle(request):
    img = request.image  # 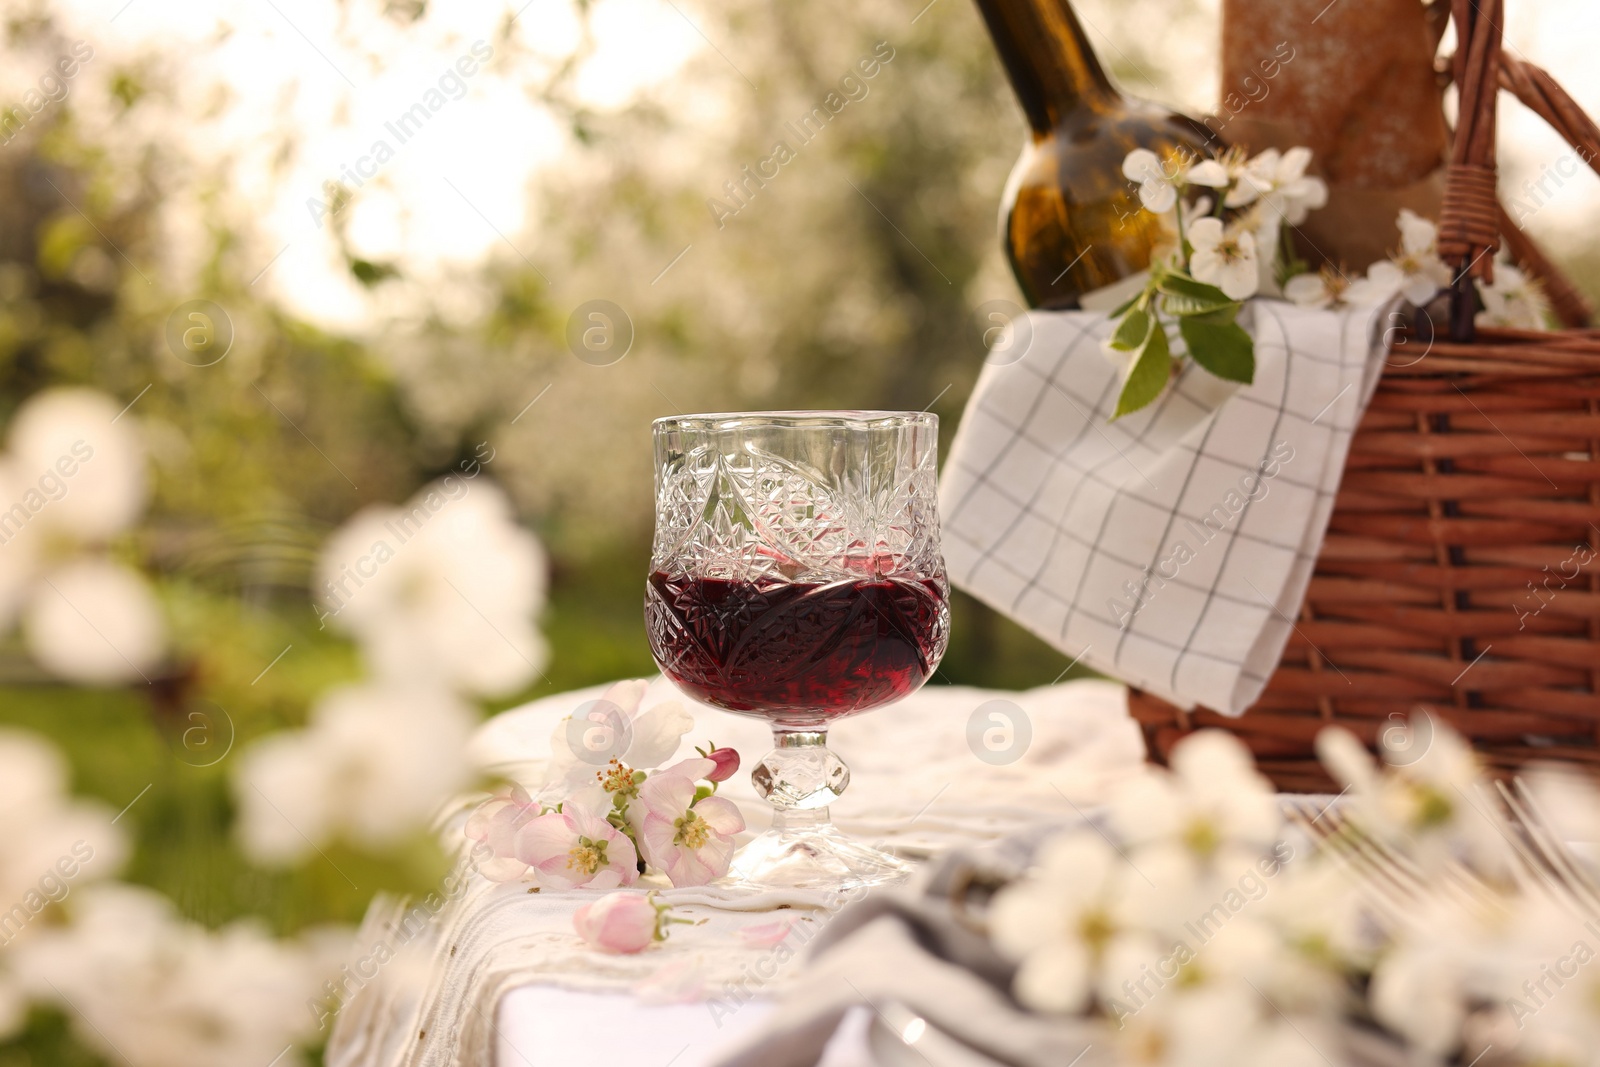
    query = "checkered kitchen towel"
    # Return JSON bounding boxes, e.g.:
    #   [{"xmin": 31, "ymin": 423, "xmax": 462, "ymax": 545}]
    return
[{"xmin": 939, "ymin": 300, "xmax": 1389, "ymax": 715}]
